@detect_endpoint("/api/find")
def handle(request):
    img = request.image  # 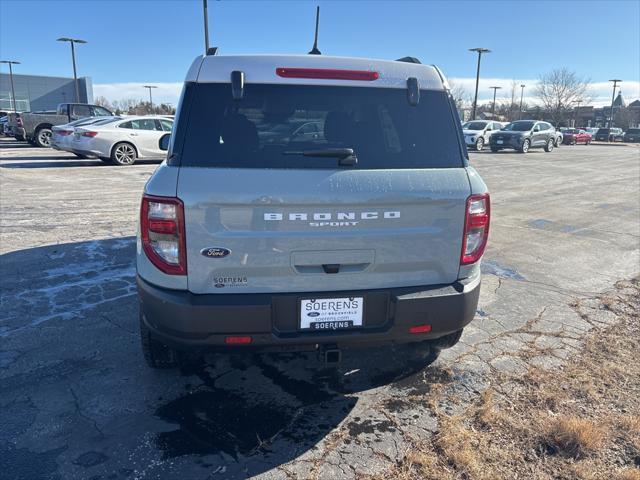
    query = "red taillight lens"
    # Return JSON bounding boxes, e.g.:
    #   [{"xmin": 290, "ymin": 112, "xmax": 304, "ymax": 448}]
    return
[
  {"xmin": 461, "ymin": 193, "xmax": 490, "ymax": 265},
  {"xmin": 58, "ymin": 130, "xmax": 72, "ymax": 136},
  {"xmin": 409, "ymin": 324, "xmax": 432, "ymax": 334},
  {"xmin": 82, "ymin": 131, "xmax": 98, "ymax": 137},
  {"xmin": 225, "ymin": 336, "xmax": 252, "ymax": 345},
  {"xmin": 276, "ymin": 67, "xmax": 379, "ymax": 81},
  {"xmin": 140, "ymin": 195, "xmax": 186, "ymax": 275}
]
